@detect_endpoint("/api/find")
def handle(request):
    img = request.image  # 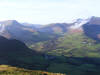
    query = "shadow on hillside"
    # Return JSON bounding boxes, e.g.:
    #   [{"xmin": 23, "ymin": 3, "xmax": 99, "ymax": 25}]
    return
[
  {"xmin": 45, "ymin": 56, "xmax": 100, "ymax": 75},
  {"xmin": 0, "ymin": 36, "xmax": 48, "ymax": 70},
  {"xmin": 82, "ymin": 23, "xmax": 100, "ymax": 42},
  {"xmin": 0, "ymin": 36, "xmax": 100, "ymax": 75}
]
